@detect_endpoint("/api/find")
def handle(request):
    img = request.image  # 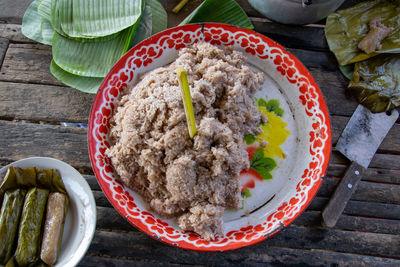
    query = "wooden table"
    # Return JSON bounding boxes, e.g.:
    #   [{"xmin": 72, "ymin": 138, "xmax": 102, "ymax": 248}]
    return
[{"xmin": 1, "ymin": 0, "xmax": 399, "ymax": 265}]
